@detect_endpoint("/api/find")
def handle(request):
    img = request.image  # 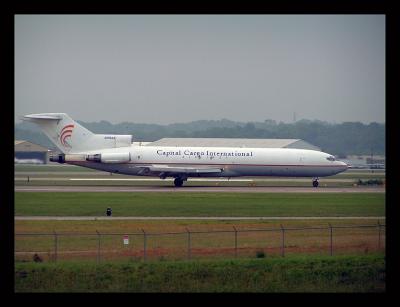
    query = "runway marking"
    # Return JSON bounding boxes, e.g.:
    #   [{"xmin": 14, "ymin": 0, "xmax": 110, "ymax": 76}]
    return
[
  {"xmin": 15, "ymin": 177, "xmax": 358, "ymax": 182},
  {"xmin": 15, "ymin": 216, "xmax": 385, "ymax": 221},
  {"xmin": 15, "ymin": 186, "xmax": 385, "ymax": 193}
]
